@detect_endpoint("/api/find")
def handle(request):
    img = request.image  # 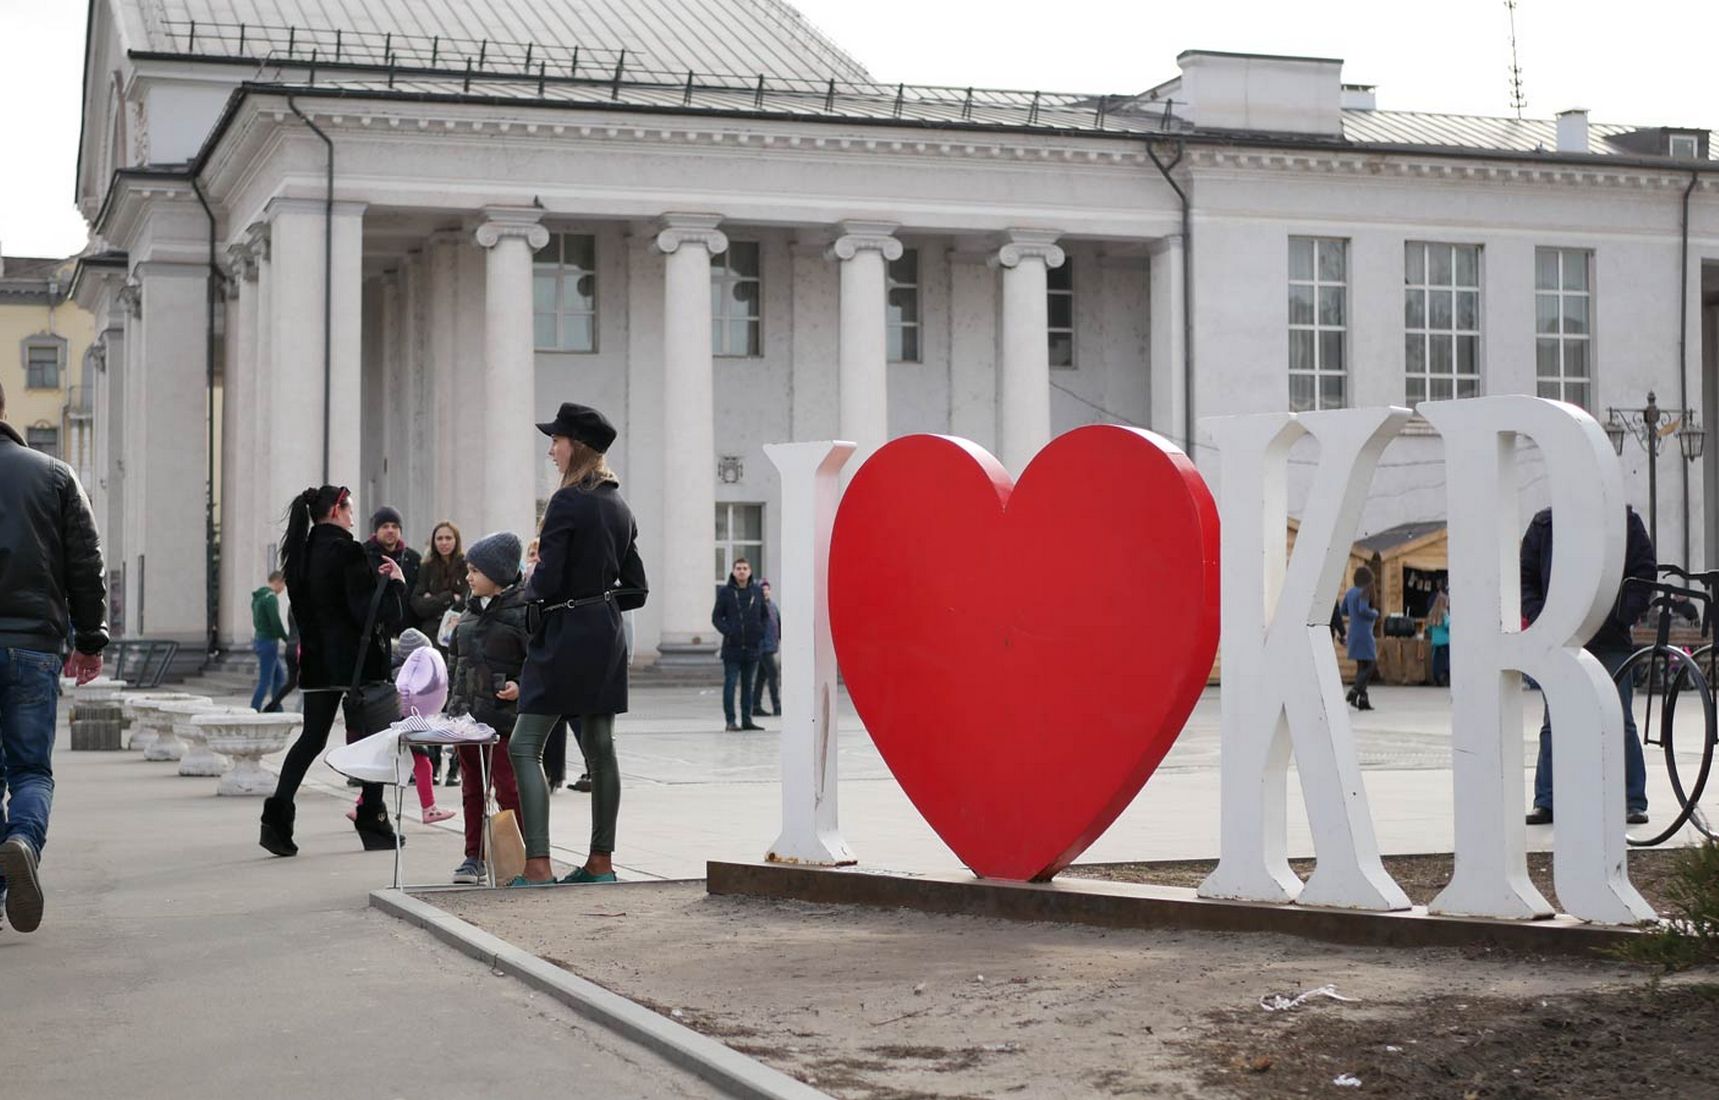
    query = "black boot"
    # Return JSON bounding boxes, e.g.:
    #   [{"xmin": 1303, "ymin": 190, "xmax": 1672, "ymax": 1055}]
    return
[
  {"xmin": 260, "ymin": 797, "xmax": 298, "ymax": 857},
  {"xmin": 353, "ymin": 804, "xmax": 402, "ymax": 851}
]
